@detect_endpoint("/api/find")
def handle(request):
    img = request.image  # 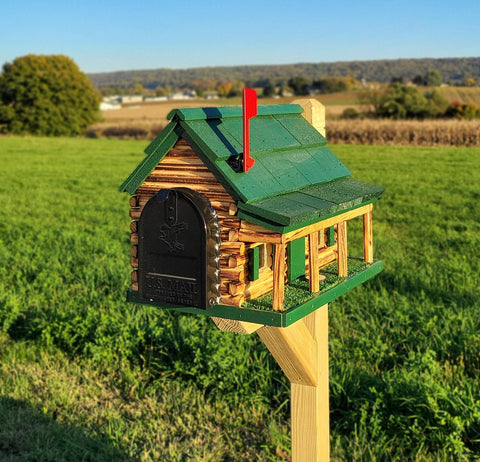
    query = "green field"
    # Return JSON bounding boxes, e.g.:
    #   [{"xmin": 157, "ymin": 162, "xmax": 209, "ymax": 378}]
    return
[
  {"xmin": 437, "ymin": 86, "xmax": 480, "ymax": 105},
  {"xmin": 0, "ymin": 137, "xmax": 479, "ymax": 461}
]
